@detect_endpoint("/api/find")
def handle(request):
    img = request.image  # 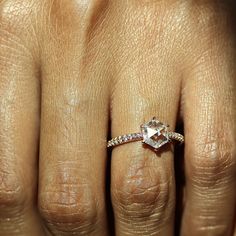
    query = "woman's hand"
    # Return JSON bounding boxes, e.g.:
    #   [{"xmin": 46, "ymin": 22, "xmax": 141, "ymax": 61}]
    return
[{"xmin": 0, "ymin": 0, "xmax": 235, "ymax": 235}]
